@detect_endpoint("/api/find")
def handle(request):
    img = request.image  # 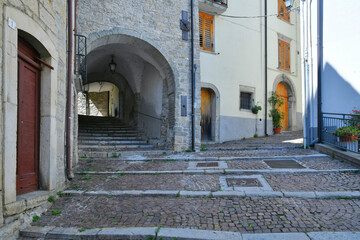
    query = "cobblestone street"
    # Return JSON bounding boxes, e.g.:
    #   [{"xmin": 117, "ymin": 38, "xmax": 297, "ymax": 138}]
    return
[{"xmin": 27, "ymin": 132, "xmax": 360, "ymax": 238}]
